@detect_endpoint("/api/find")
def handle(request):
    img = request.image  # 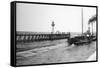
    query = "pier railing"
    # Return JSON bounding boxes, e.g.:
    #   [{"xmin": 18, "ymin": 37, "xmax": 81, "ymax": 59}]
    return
[{"xmin": 16, "ymin": 32, "xmax": 70, "ymax": 43}]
